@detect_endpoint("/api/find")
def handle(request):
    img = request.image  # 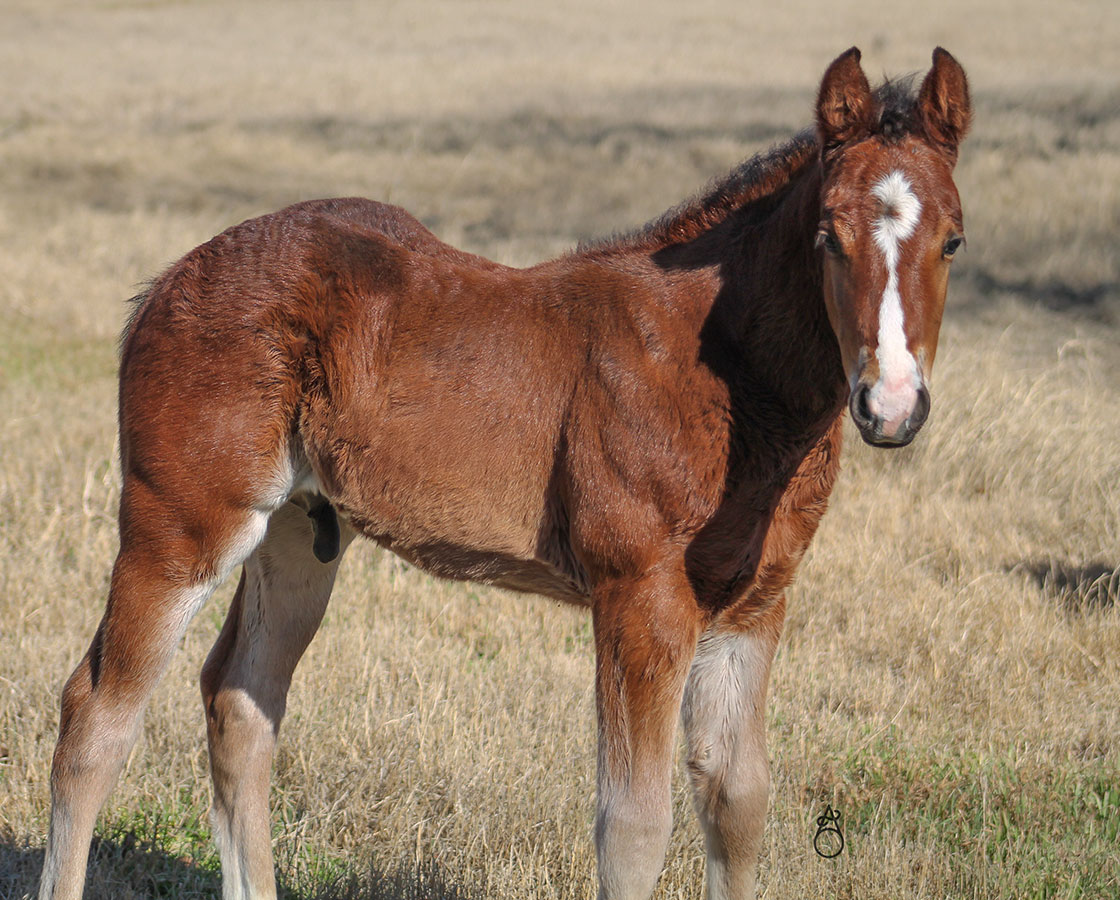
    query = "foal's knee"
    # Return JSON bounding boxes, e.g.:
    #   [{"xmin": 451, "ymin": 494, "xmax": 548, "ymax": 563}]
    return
[
  {"xmin": 595, "ymin": 789, "xmax": 673, "ymax": 853},
  {"xmin": 686, "ymin": 738, "xmax": 770, "ymax": 829}
]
